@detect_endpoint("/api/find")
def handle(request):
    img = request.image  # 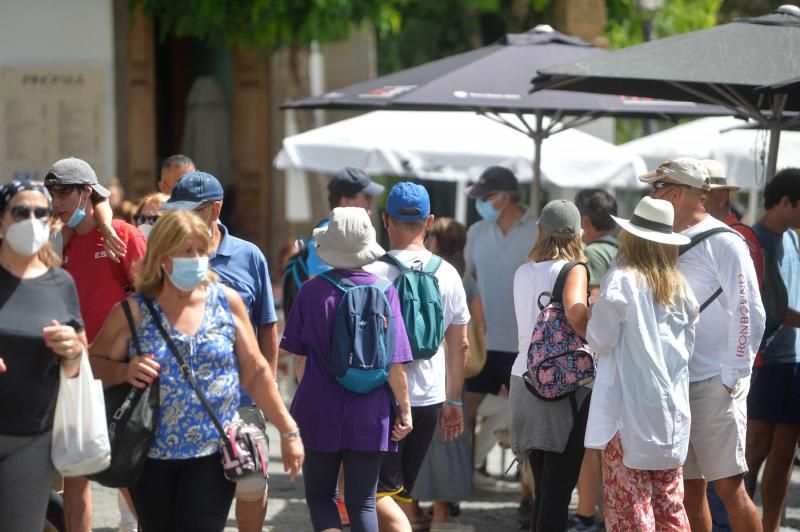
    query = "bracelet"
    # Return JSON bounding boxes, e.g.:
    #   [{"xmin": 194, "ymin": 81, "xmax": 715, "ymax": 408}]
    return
[
  {"xmin": 281, "ymin": 429, "xmax": 301, "ymax": 440},
  {"xmin": 445, "ymin": 399, "xmax": 463, "ymax": 407}
]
